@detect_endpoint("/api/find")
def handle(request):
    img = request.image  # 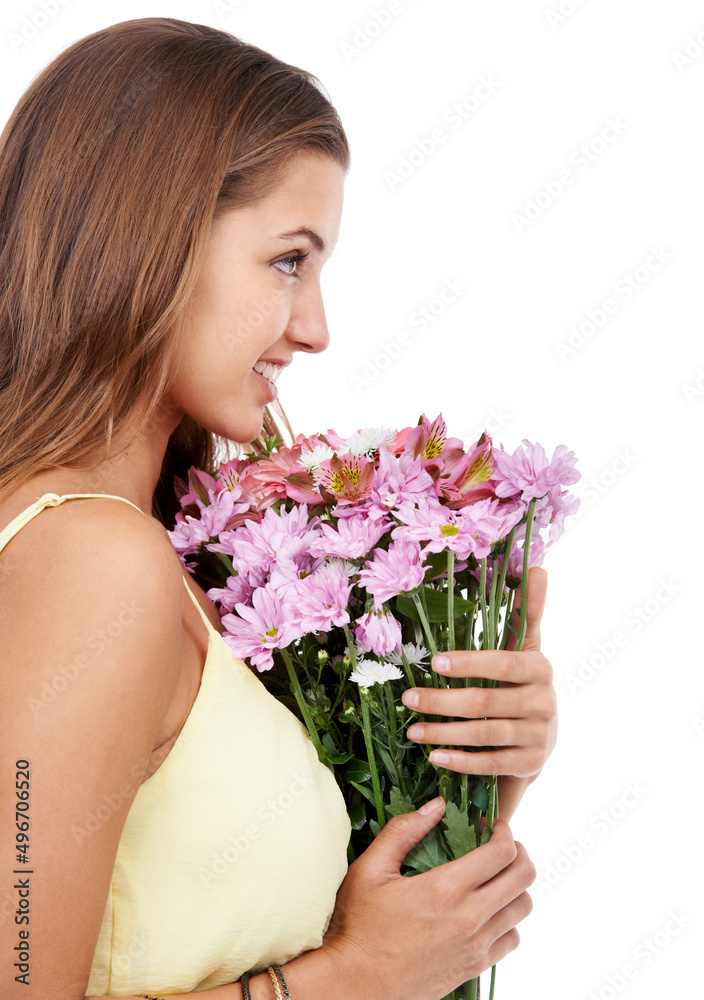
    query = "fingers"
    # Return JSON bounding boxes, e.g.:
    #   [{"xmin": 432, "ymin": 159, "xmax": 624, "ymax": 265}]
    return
[
  {"xmin": 360, "ymin": 797, "xmax": 446, "ymax": 878},
  {"xmin": 474, "ymin": 840, "xmax": 536, "ymax": 920},
  {"xmin": 505, "ymin": 566, "xmax": 548, "ymax": 652},
  {"xmin": 432, "ymin": 817, "xmax": 518, "ymax": 892},
  {"xmin": 423, "ymin": 744, "xmax": 545, "ymax": 777},
  {"xmin": 402, "ymin": 672, "xmax": 553, "ymax": 718},
  {"xmin": 407, "ymin": 716, "xmax": 548, "ymax": 752},
  {"xmin": 425, "ymin": 648, "xmax": 552, "ymax": 686}
]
